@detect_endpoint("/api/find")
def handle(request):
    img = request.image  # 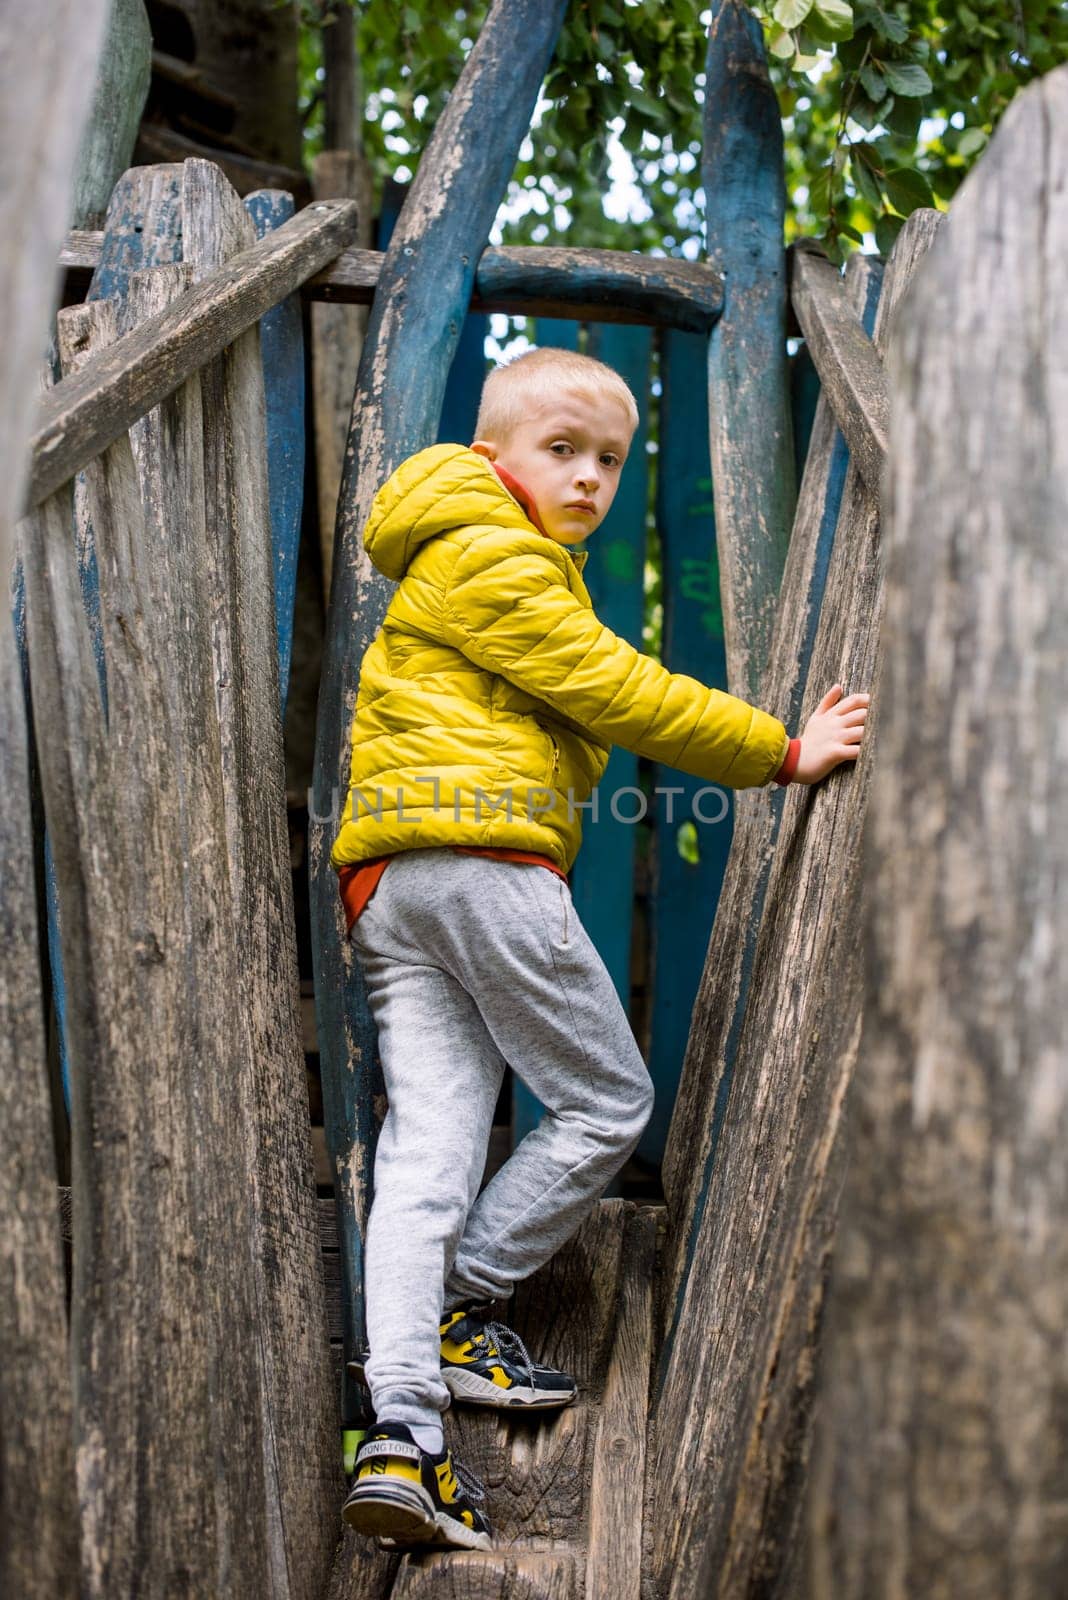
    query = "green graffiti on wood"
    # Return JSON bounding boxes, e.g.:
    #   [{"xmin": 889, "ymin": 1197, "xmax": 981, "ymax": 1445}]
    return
[{"xmin": 678, "ymin": 553, "xmax": 724, "ymax": 641}]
